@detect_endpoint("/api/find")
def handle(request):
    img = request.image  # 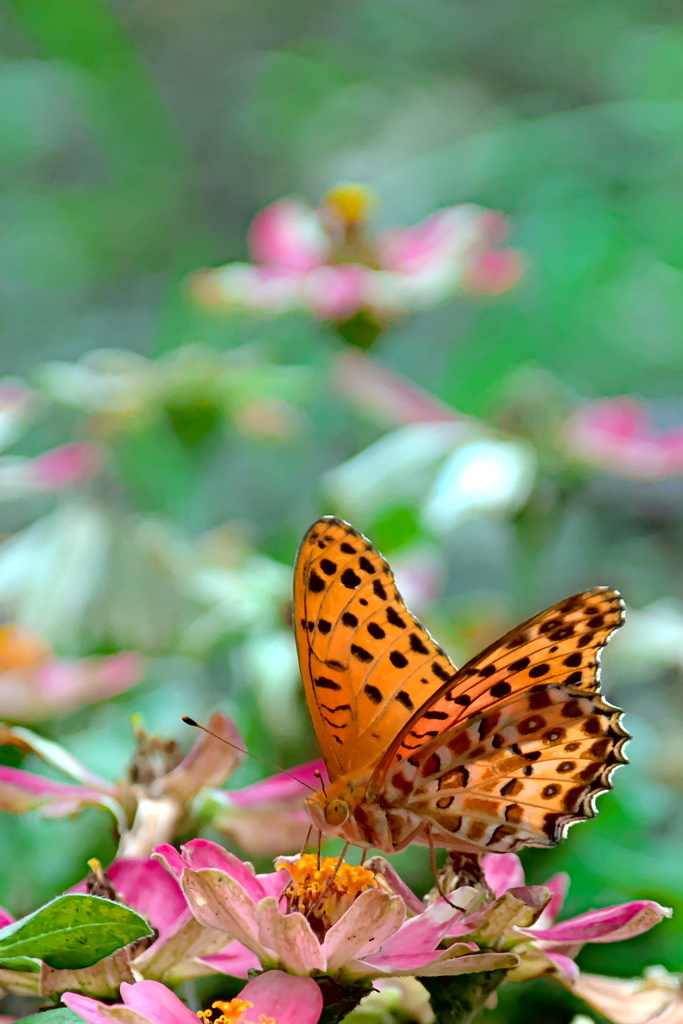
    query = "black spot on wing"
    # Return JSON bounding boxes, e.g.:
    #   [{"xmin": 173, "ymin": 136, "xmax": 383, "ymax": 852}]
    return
[
  {"xmin": 341, "ymin": 568, "xmax": 361, "ymax": 589},
  {"xmin": 308, "ymin": 570, "xmax": 325, "ymax": 593},
  {"xmin": 364, "ymin": 684, "xmax": 382, "ymax": 704}
]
